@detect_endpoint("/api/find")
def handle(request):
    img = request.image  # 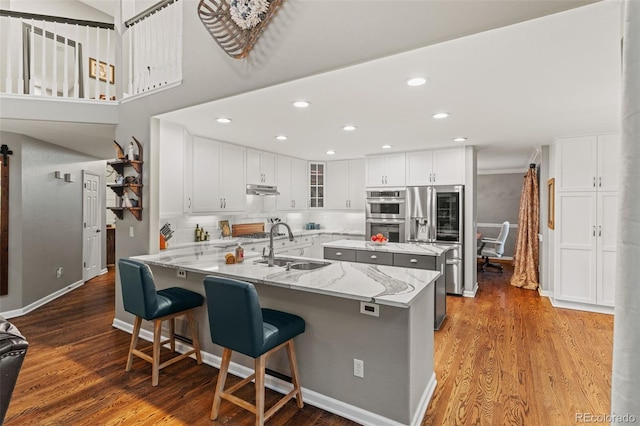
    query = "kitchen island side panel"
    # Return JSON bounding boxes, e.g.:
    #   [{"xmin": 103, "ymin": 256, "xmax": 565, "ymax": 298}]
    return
[{"xmin": 115, "ymin": 264, "xmax": 434, "ymax": 425}]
